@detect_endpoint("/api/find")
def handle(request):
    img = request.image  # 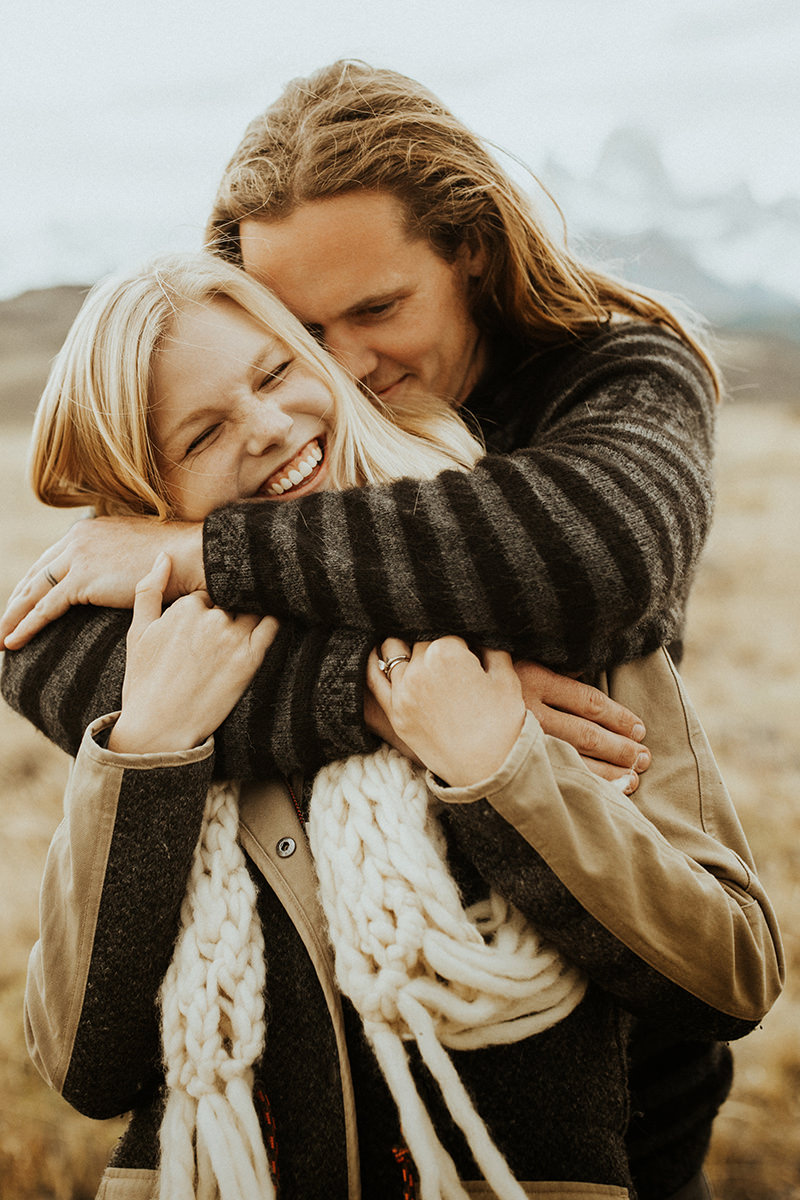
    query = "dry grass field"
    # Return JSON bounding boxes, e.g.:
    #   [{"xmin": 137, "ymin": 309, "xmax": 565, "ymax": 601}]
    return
[{"xmin": 0, "ymin": 366, "xmax": 798, "ymax": 1197}]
